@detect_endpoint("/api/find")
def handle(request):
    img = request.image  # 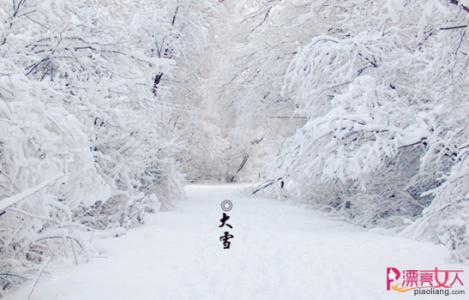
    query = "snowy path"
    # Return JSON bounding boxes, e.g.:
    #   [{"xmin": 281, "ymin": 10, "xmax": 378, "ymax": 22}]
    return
[{"xmin": 5, "ymin": 185, "xmax": 466, "ymax": 300}]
